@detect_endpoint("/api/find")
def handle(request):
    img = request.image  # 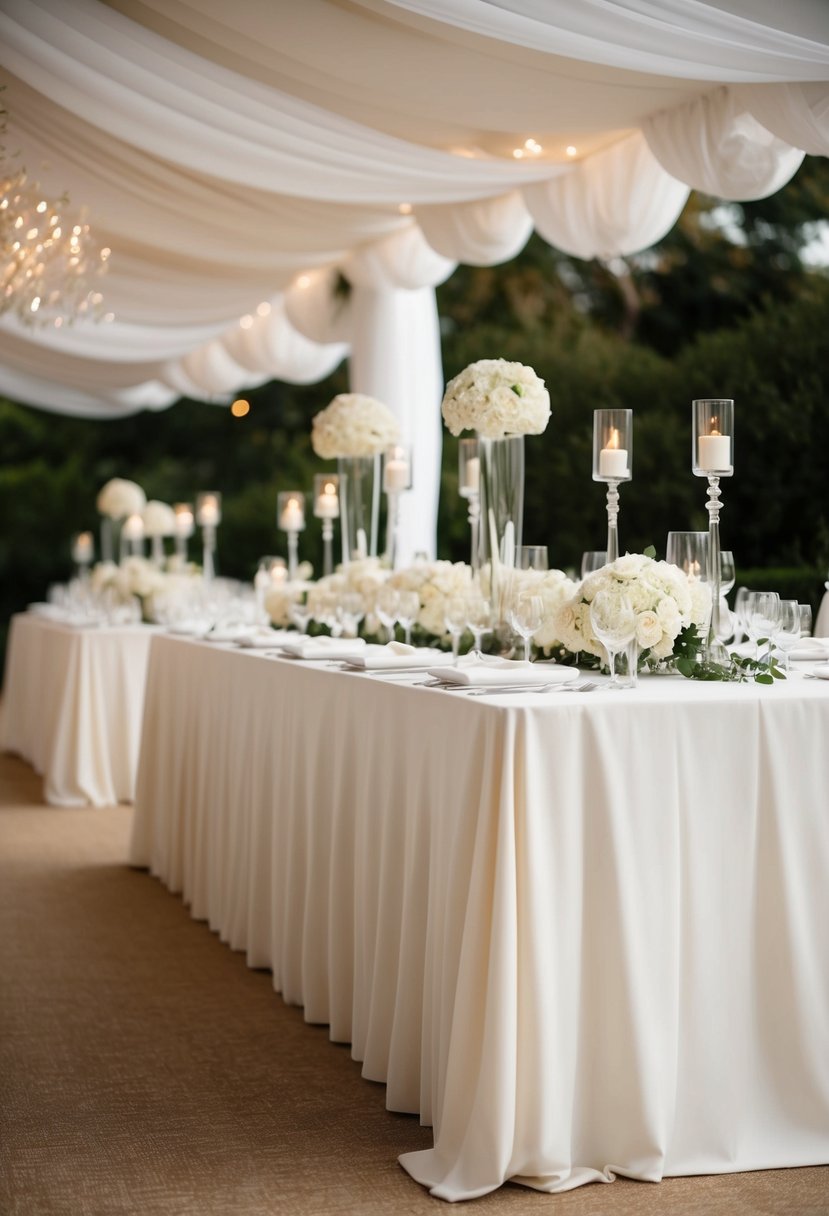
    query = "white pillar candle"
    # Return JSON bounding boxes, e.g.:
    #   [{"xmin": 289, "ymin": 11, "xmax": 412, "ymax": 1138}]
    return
[
  {"xmin": 314, "ymin": 482, "xmax": 339, "ymax": 519},
  {"xmin": 463, "ymin": 456, "xmax": 480, "ymax": 494},
  {"xmin": 599, "ymin": 428, "xmax": 629, "ymax": 478},
  {"xmin": 270, "ymin": 564, "xmax": 287, "ymax": 586},
  {"xmin": 197, "ymin": 497, "xmax": 220, "ymax": 527},
  {"xmin": 698, "ymin": 432, "xmax": 731, "ymax": 471},
  {"xmin": 174, "ymin": 507, "xmax": 194, "ymax": 538},
  {"xmin": 122, "ymin": 514, "xmax": 144, "ymax": 541},
  {"xmin": 384, "ymin": 456, "xmax": 410, "ymax": 492},
  {"xmin": 279, "ymin": 497, "xmax": 305, "ymax": 532},
  {"xmin": 72, "ymin": 532, "xmax": 94, "ymax": 563}
]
